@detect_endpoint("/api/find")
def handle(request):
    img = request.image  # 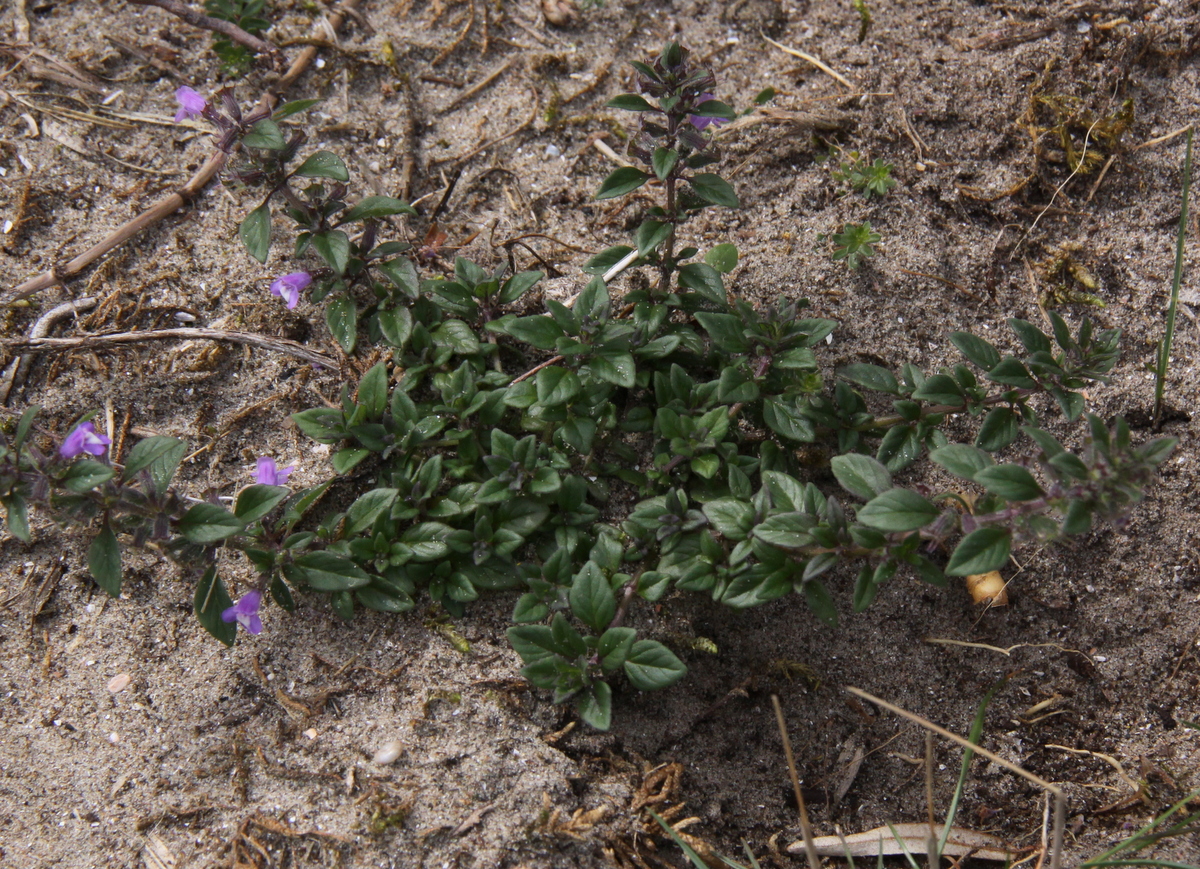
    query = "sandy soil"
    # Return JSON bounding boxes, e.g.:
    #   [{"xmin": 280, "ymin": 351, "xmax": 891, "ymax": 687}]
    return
[{"xmin": 1, "ymin": 1, "xmax": 1199, "ymax": 867}]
